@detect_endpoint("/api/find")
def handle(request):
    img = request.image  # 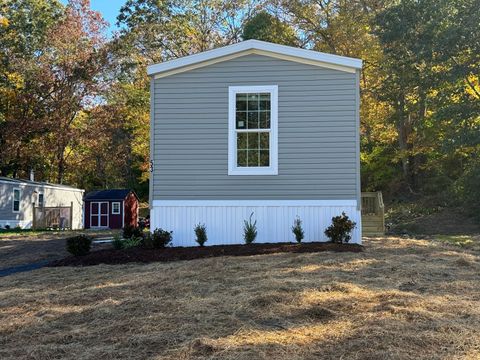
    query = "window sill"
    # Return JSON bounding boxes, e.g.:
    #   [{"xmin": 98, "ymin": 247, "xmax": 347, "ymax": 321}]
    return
[{"xmin": 228, "ymin": 167, "xmax": 278, "ymax": 176}]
